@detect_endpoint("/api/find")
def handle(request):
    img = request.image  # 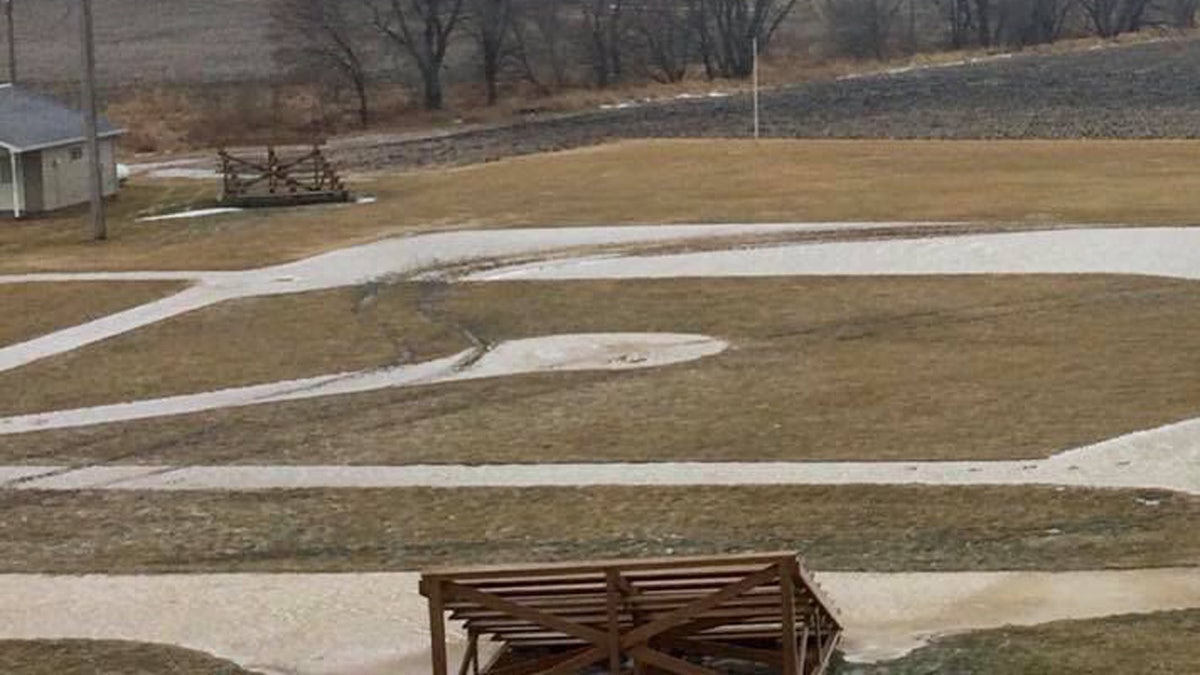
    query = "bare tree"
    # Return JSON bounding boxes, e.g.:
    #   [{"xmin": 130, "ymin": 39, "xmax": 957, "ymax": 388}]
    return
[
  {"xmin": 1164, "ymin": 0, "xmax": 1199, "ymax": 26},
  {"xmin": 630, "ymin": 0, "xmax": 700, "ymax": 82},
  {"xmin": 364, "ymin": 0, "xmax": 465, "ymax": 110},
  {"xmin": 467, "ymin": 0, "xmax": 513, "ymax": 104},
  {"xmin": 974, "ymin": 0, "xmax": 992, "ymax": 45},
  {"xmin": 935, "ymin": 0, "xmax": 974, "ymax": 48},
  {"xmin": 272, "ymin": 0, "xmax": 374, "ymax": 125},
  {"xmin": 1079, "ymin": 0, "xmax": 1150, "ymax": 35},
  {"xmin": 699, "ymin": 0, "xmax": 798, "ymax": 78},
  {"xmin": 583, "ymin": 0, "xmax": 625, "ymax": 87},
  {"xmin": 508, "ymin": 0, "xmax": 574, "ymax": 90},
  {"xmin": 820, "ymin": 0, "xmax": 903, "ymax": 58},
  {"xmin": 1024, "ymin": 0, "xmax": 1073, "ymax": 44}
]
